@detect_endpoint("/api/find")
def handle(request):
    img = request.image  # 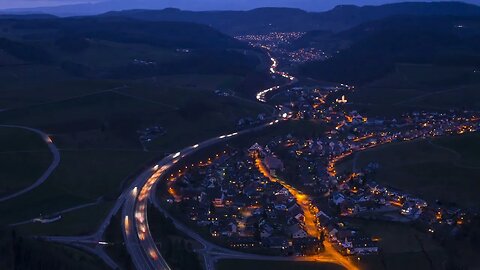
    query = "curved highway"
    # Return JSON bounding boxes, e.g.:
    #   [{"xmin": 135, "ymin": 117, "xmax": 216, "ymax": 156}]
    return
[
  {"xmin": 123, "ymin": 49, "xmax": 334, "ymax": 270},
  {"xmin": 0, "ymin": 125, "xmax": 60, "ymax": 202},
  {"xmin": 256, "ymin": 49, "xmax": 297, "ymax": 103},
  {"xmin": 122, "ymin": 120, "xmax": 283, "ymax": 270}
]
